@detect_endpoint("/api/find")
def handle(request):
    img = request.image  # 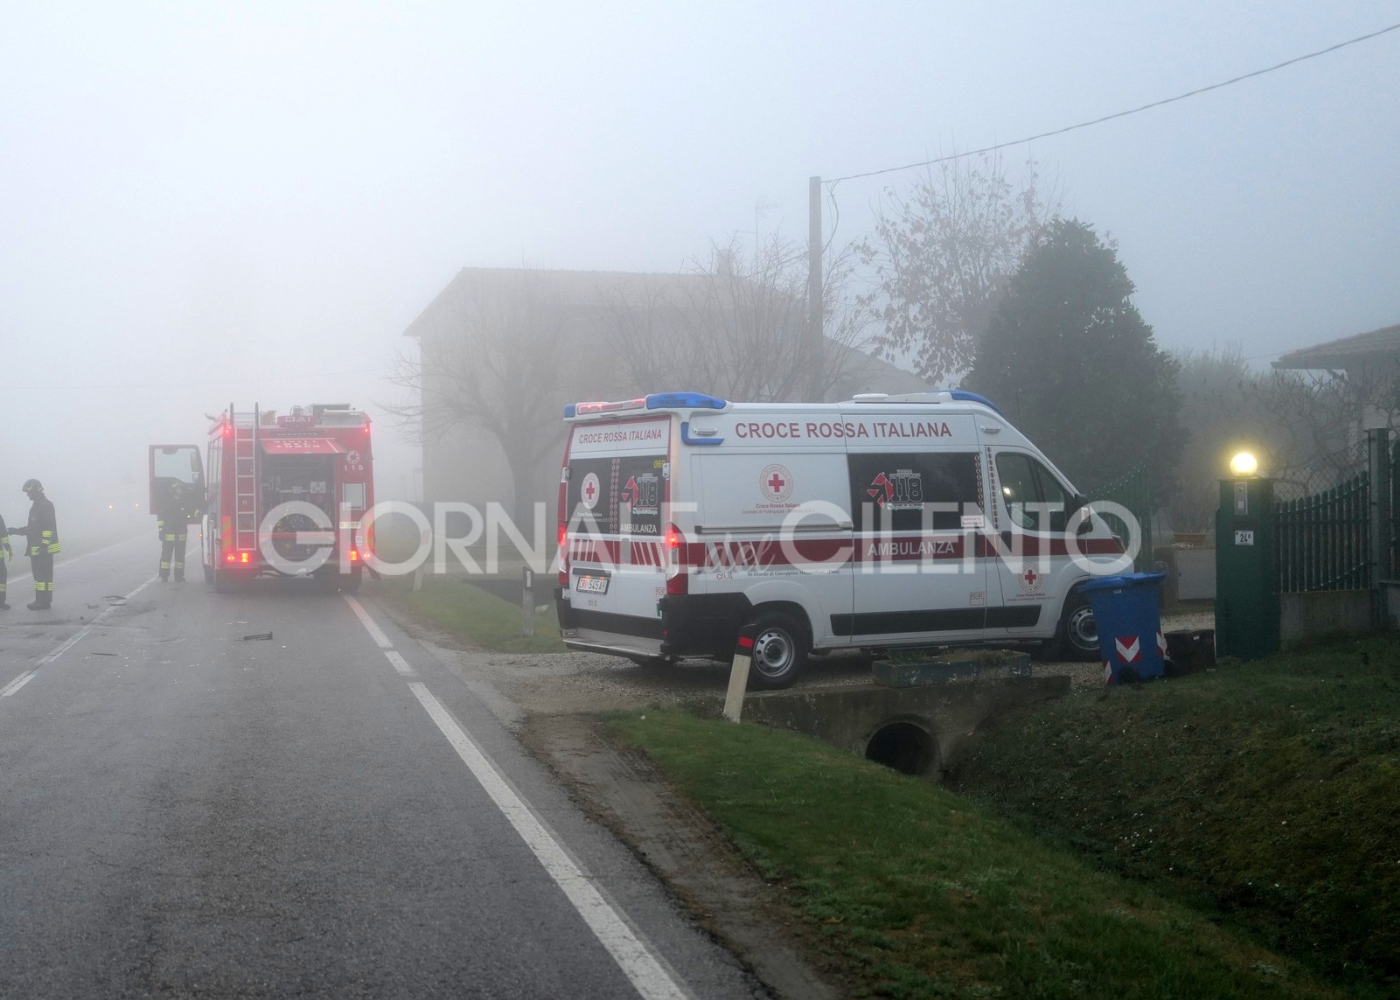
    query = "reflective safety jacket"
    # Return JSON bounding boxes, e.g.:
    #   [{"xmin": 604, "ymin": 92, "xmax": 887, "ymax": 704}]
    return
[
  {"xmin": 0, "ymin": 513, "xmax": 10, "ymax": 560},
  {"xmin": 14, "ymin": 494, "xmax": 60, "ymax": 557}
]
